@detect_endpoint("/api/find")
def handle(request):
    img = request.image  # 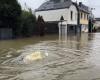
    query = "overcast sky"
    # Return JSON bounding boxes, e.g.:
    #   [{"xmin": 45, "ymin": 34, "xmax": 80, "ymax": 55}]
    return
[{"xmin": 18, "ymin": 0, "xmax": 100, "ymax": 17}]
